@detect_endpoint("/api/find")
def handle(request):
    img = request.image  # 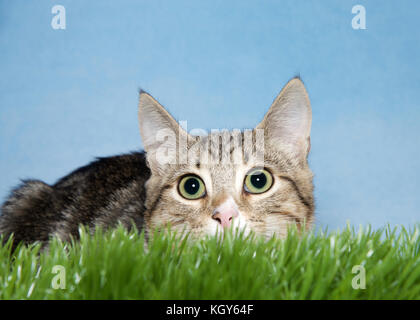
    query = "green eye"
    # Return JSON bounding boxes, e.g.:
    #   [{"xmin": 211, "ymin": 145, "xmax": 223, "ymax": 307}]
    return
[
  {"xmin": 178, "ymin": 175, "xmax": 206, "ymax": 200},
  {"xmin": 244, "ymin": 168, "xmax": 273, "ymax": 194}
]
